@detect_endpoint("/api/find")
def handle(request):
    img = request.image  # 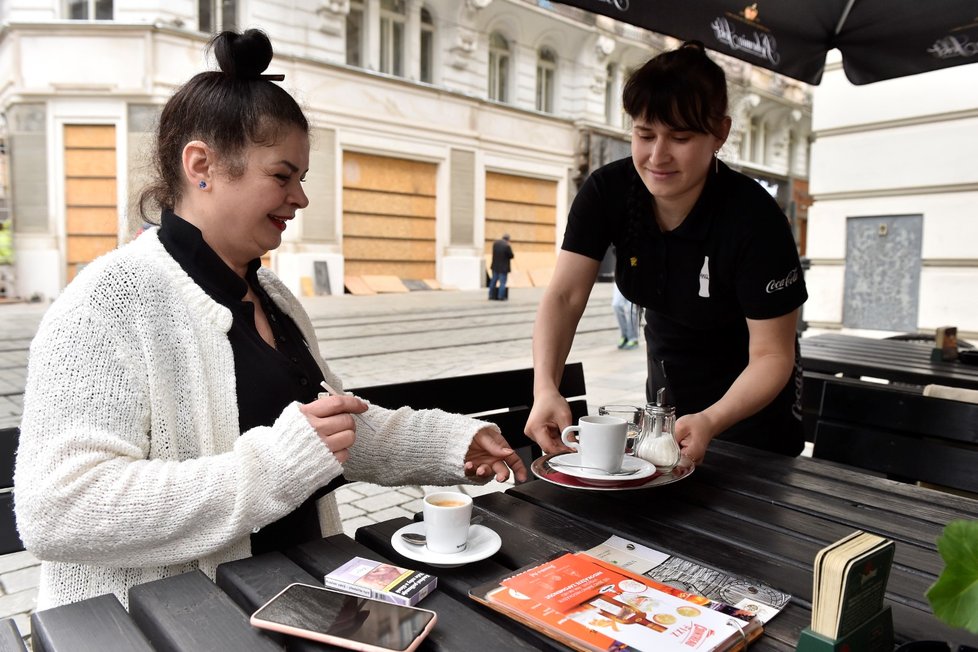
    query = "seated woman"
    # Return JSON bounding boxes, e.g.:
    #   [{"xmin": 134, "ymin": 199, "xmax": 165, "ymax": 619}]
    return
[{"xmin": 14, "ymin": 29, "xmax": 525, "ymax": 610}]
